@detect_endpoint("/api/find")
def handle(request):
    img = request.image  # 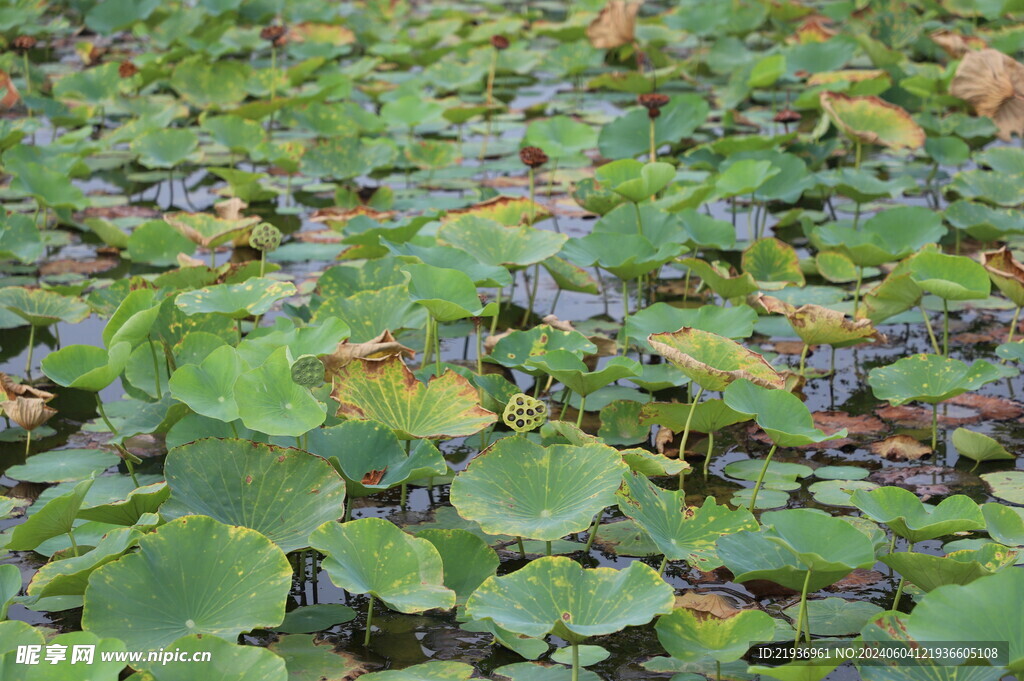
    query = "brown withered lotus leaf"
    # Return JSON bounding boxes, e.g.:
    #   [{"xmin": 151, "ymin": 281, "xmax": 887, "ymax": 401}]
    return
[
  {"xmin": 1, "ymin": 397, "xmax": 57, "ymax": 432},
  {"xmin": 214, "ymin": 197, "xmax": 248, "ymax": 221},
  {"xmin": 586, "ymin": 0, "xmax": 640, "ymax": 50},
  {"xmin": 309, "ymin": 206, "xmax": 398, "ymax": 227},
  {"xmin": 875, "ymin": 405, "xmax": 976, "ymax": 428},
  {"xmin": 950, "ymin": 49, "xmax": 1024, "ymax": 141},
  {"xmin": 828, "ymin": 569, "xmax": 886, "ymax": 591},
  {"xmin": 812, "ymin": 411, "xmax": 886, "ymax": 436},
  {"xmin": 948, "ymin": 392, "xmax": 1024, "ymax": 420},
  {"xmin": 806, "ymin": 70, "xmax": 887, "ymax": 86},
  {"xmin": 794, "ymin": 15, "xmax": 836, "ymax": 44},
  {"xmin": 674, "ymin": 591, "xmax": 743, "ymax": 620},
  {"xmin": 292, "ymin": 229, "xmax": 343, "ymax": 244},
  {"xmin": 1, "ymin": 70, "xmax": 20, "ymax": 110},
  {"xmin": 81, "ymin": 204, "xmax": 160, "ymax": 220},
  {"xmin": 322, "ymin": 330, "xmax": 415, "ymax": 375},
  {"xmin": 982, "ymin": 247, "xmax": 1024, "ymax": 307},
  {"xmin": 869, "ymin": 434, "xmax": 932, "ymax": 461},
  {"xmin": 1, "ymin": 374, "xmax": 54, "ymax": 402},
  {"xmin": 441, "ymin": 195, "xmax": 551, "ymax": 226},
  {"xmin": 930, "ymin": 29, "xmax": 986, "ymax": 59},
  {"xmin": 757, "ymin": 295, "xmax": 886, "ymax": 348},
  {"xmin": 39, "ymin": 258, "xmax": 119, "ymax": 277}
]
